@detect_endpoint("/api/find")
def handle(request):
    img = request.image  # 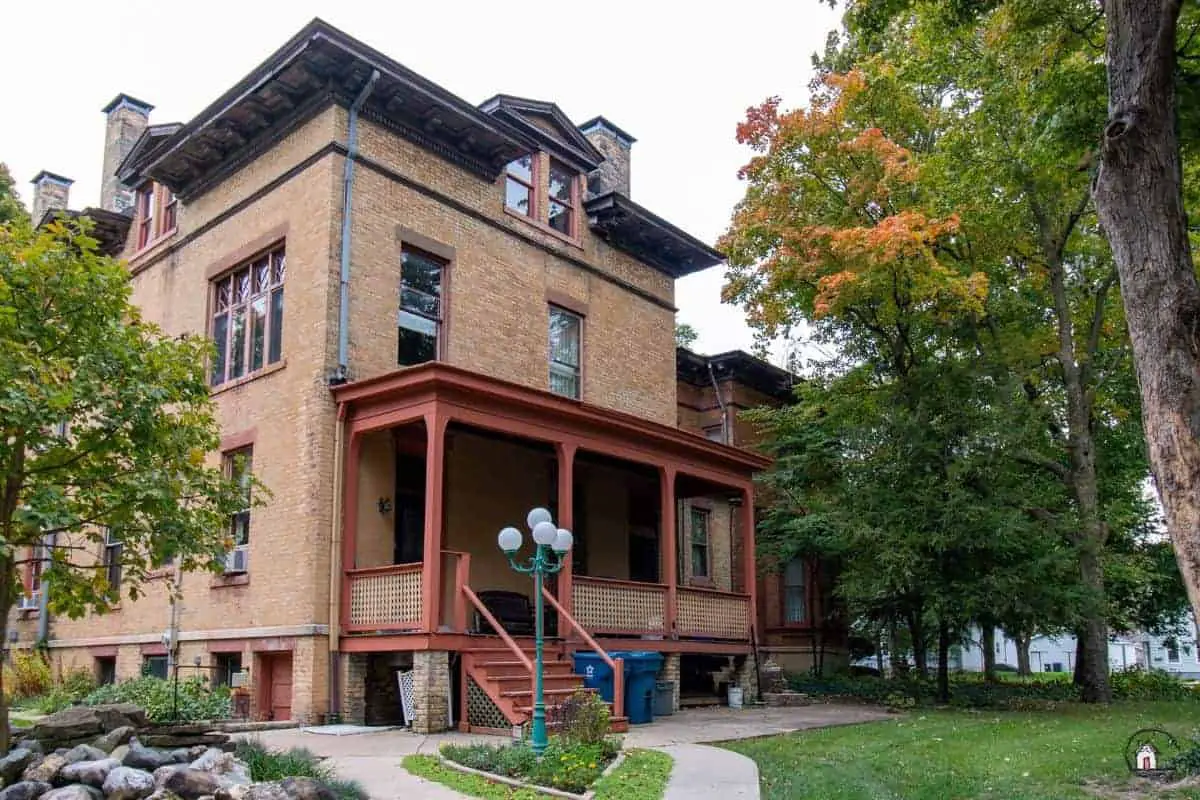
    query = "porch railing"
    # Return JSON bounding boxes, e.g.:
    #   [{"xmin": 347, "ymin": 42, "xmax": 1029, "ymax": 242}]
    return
[
  {"xmin": 571, "ymin": 577, "xmax": 667, "ymax": 636},
  {"xmin": 542, "ymin": 586, "xmax": 624, "ymax": 720},
  {"xmin": 346, "ymin": 563, "xmax": 423, "ymax": 631},
  {"xmin": 677, "ymin": 586, "xmax": 751, "ymax": 639}
]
